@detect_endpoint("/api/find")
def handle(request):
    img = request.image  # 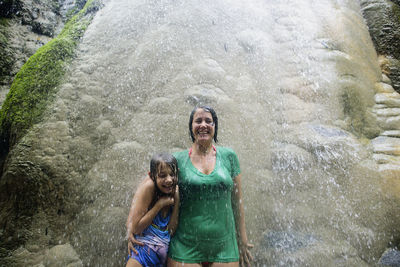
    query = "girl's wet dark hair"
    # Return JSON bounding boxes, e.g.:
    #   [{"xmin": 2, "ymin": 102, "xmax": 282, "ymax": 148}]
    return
[
  {"xmin": 149, "ymin": 152, "xmax": 178, "ymax": 183},
  {"xmin": 188, "ymin": 105, "xmax": 218, "ymax": 143}
]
